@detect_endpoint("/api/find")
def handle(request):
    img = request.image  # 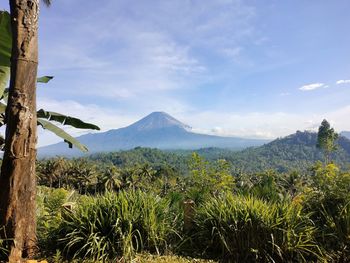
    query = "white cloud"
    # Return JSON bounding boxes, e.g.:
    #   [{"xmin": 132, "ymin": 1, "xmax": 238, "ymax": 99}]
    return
[
  {"xmin": 38, "ymin": 0, "xmax": 260, "ymax": 102},
  {"xmin": 299, "ymin": 83, "xmax": 326, "ymax": 91},
  {"xmin": 36, "ymin": 95, "xmax": 350, "ymax": 147},
  {"xmin": 37, "ymin": 98, "xmax": 138, "ymax": 146},
  {"xmin": 179, "ymin": 106, "xmax": 350, "ymax": 139},
  {"xmin": 336, "ymin": 79, "xmax": 350, "ymax": 85},
  {"xmin": 181, "ymin": 111, "xmax": 307, "ymax": 139}
]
